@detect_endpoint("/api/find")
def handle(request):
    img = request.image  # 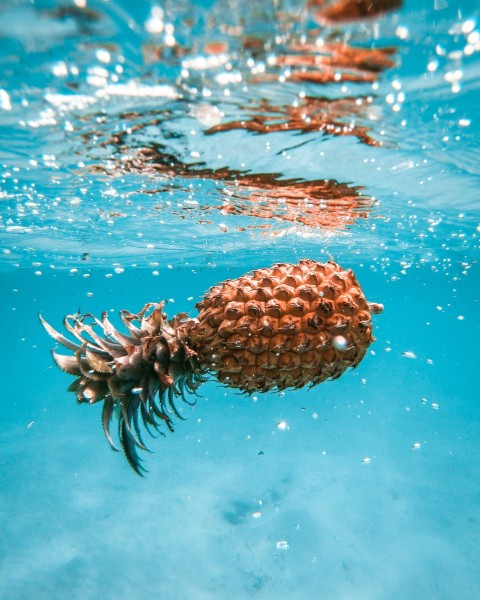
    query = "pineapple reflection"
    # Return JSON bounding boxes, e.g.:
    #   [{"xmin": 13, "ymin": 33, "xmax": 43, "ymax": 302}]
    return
[
  {"xmin": 217, "ymin": 175, "xmax": 372, "ymax": 230},
  {"xmin": 79, "ymin": 0, "xmax": 403, "ymax": 234},
  {"xmin": 205, "ymin": 95, "xmax": 382, "ymax": 147},
  {"xmin": 309, "ymin": 0, "xmax": 402, "ymax": 23},
  {"xmin": 141, "ymin": 0, "xmax": 400, "ymax": 90},
  {"xmin": 266, "ymin": 43, "xmax": 397, "ymax": 85},
  {"xmin": 42, "ymin": 260, "xmax": 383, "ymax": 474},
  {"xmin": 110, "ymin": 145, "xmax": 373, "ymax": 232}
]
